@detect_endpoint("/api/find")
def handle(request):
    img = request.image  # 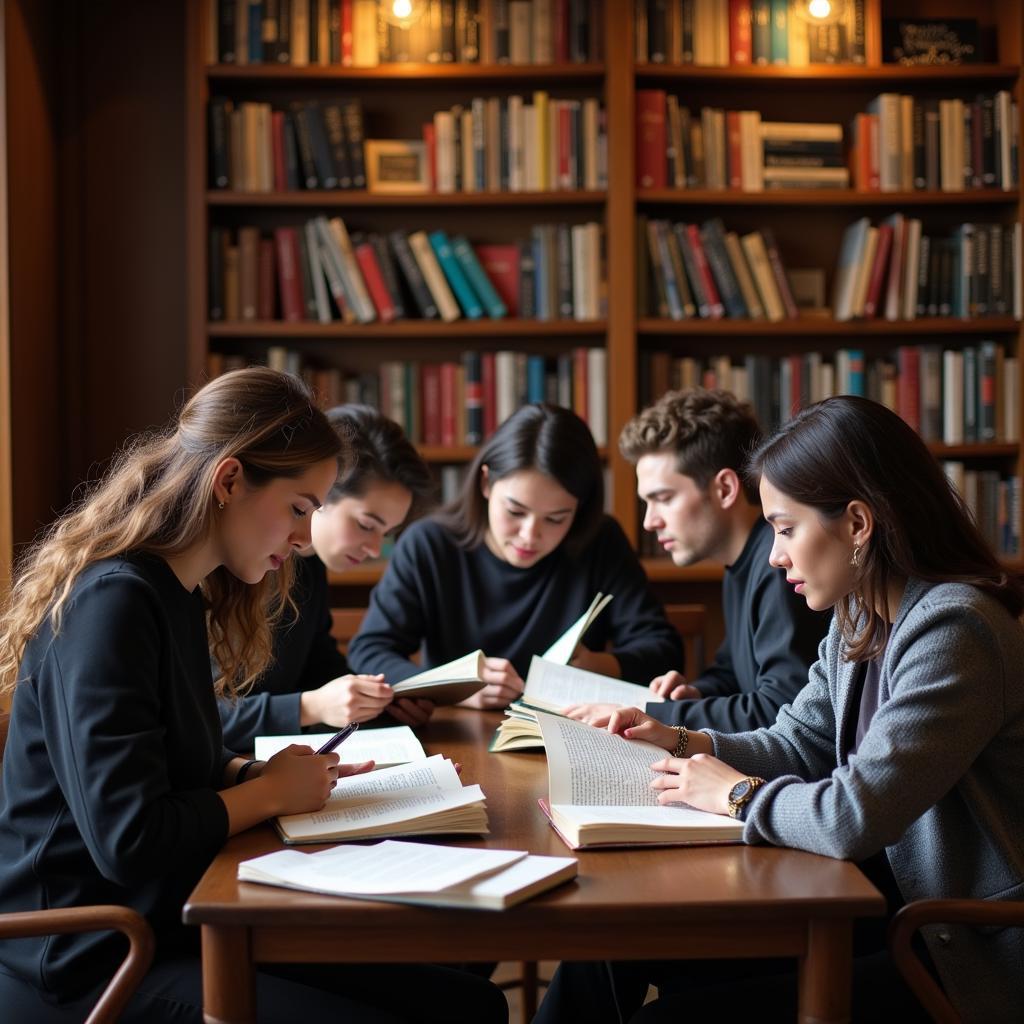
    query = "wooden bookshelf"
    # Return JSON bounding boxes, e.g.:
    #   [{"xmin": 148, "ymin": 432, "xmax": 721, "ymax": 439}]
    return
[{"xmin": 185, "ymin": 0, "xmax": 1024, "ymax": 592}]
